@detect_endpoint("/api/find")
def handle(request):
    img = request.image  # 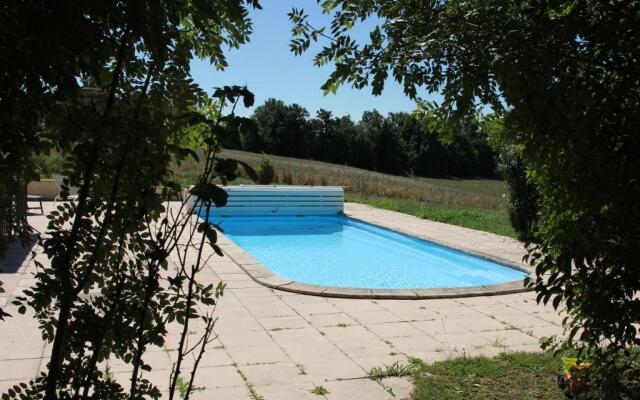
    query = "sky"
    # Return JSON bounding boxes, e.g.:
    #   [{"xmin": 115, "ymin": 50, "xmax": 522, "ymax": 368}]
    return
[{"xmin": 189, "ymin": 0, "xmax": 428, "ymax": 119}]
